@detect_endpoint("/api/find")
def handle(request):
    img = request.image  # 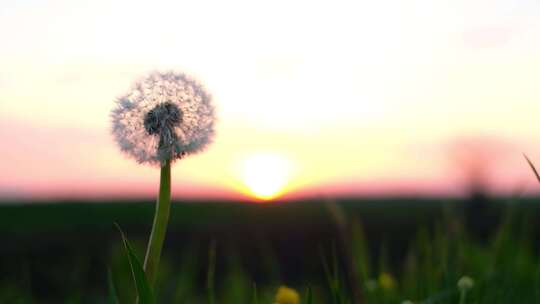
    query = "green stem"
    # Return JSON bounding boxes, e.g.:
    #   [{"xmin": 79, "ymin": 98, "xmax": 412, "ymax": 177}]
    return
[
  {"xmin": 459, "ymin": 290, "xmax": 467, "ymax": 304},
  {"xmin": 143, "ymin": 159, "xmax": 172, "ymax": 288}
]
